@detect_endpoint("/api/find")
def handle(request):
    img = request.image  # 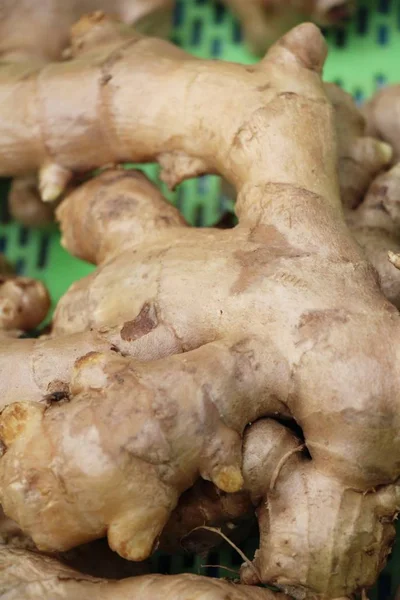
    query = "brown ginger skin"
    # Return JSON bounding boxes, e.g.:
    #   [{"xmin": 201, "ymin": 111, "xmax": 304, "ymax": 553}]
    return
[
  {"xmin": 1, "ymin": 22, "xmax": 400, "ymax": 600},
  {"xmin": 0, "ymin": 14, "xmax": 384, "ymax": 207},
  {"xmin": 0, "ymin": 338, "xmax": 260, "ymax": 560},
  {"xmin": 0, "ymin": 546, "xmax": 283, "ymax": 600},
  {"xmin": 287, "ymin": 84, "xmax": 400, "ymax": 306}
]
